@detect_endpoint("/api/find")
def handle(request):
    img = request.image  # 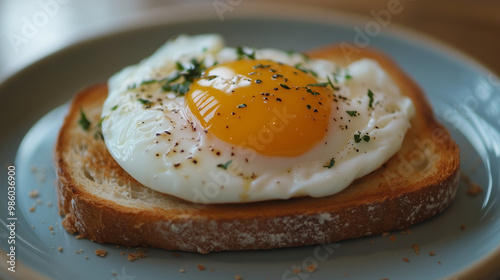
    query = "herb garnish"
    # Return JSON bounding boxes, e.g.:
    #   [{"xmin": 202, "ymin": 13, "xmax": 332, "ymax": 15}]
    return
[
  {"xmin": 294, "ymin": 63, "xmax": 318, "ymax": 77},
  {"xmin": 327, "ymin": 75, "xmax": 340, "ymax": 91},
  {"xmin": 237, "ymin": 104, "xmax": 247, "ymax": 108},
  {"xmin": 346, "ymin": 110, "xmax": 358, "ymax": 117},
  {"xmin": 111, "ymin": 105, "xmax": 118, "ymax": 111},
  {"xmin": 354, "ymin": 132, "xmax": 371, "ymax": 143},
  {"xmin": 137, "ymin": 98, "xmax": 152, "ymax": 105},
  {"xmin": 306, "ymin": 88, "xmax": 320, "ymax": 96},
  {"xmin": 253, "ymin": 63, "xmax": 271, "ymax": 69},
  {"xmin": 324, "ymin": 158, "xmax": 335, "ymax": 169},
  {"xmin": 78, "ymin": 109, "xmax": 91, "ymax": 131},
  {"xmin": 162, "ymin": 58, "xmax": 206, "ymax": 96},
  {"xmin": 217, "ymin": 160, "xmax": 232, "ymax": 170},
  {"xmin": 307, "ymin": 82, "xmax": 328, "ymax": 87},
  {"xmin": 236, "ymin": 46, "xmax": 256, "ymax": 60},
  {"xmin": 367, "ymin": 89, "xmax": 374, "ymax": 108},
  {"xmin": 280, "ymin": 83, "xmax": 290, "ymax": 89}
]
